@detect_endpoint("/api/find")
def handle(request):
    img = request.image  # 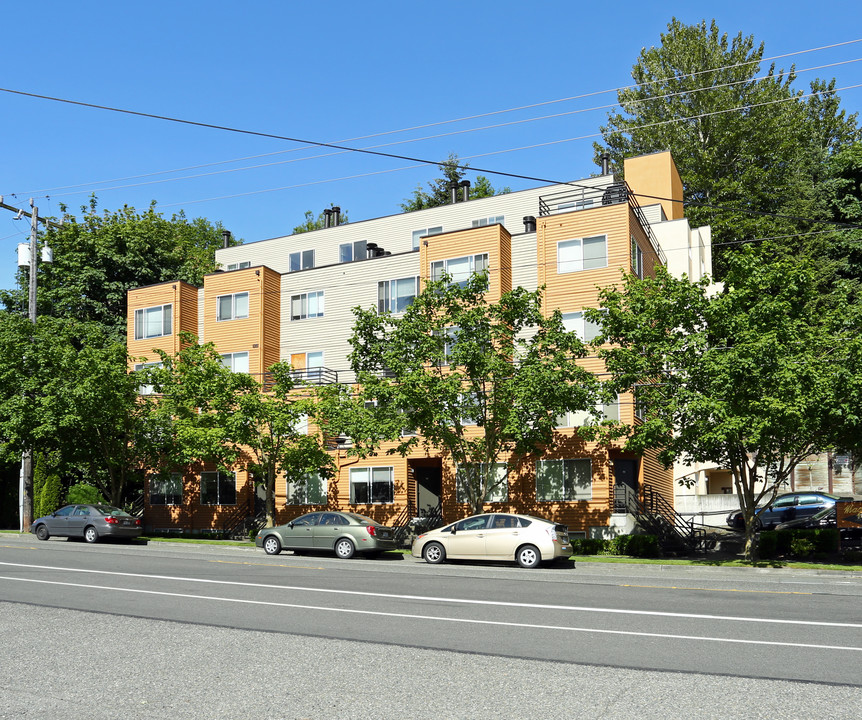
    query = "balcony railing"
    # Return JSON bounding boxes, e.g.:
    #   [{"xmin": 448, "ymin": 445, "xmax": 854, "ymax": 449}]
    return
[{"xmin": 538, "ymin": 181, "xmax": 666, "ymax": 266}]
